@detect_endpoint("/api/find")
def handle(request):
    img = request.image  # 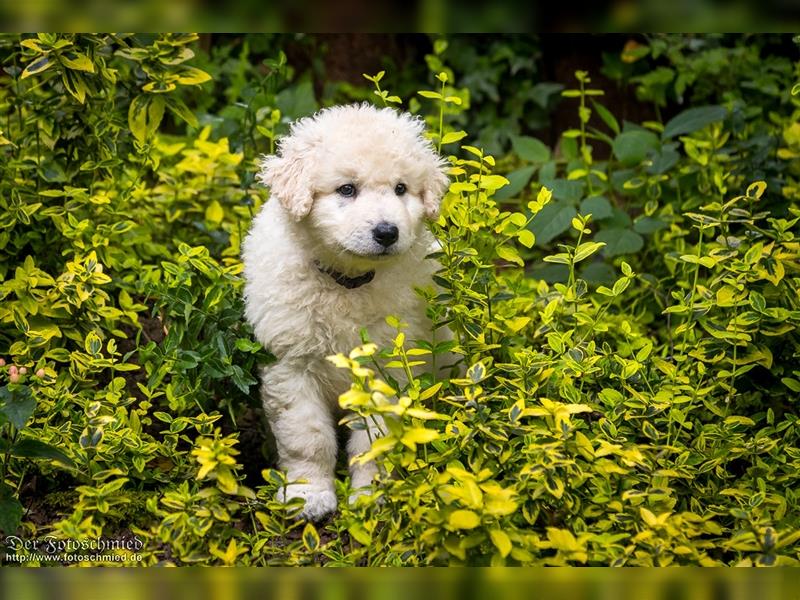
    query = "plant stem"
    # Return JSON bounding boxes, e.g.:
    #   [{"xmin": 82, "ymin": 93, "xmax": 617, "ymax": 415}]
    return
[
  {"xmin": 437, "ymin": 79, "xmax": 445, "ymax": 153},
  {"xmin": 681, "ymin": 227, "xmax": 704, "ymax": 353}
]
